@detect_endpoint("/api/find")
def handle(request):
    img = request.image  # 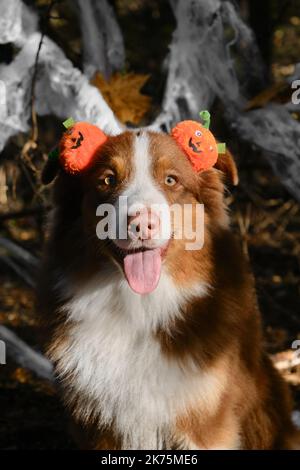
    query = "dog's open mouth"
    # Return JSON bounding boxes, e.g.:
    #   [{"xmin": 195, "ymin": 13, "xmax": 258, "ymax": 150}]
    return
[{"xmin": 110, "ymin": 243, "xmax": 169, "ymax": 295}]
